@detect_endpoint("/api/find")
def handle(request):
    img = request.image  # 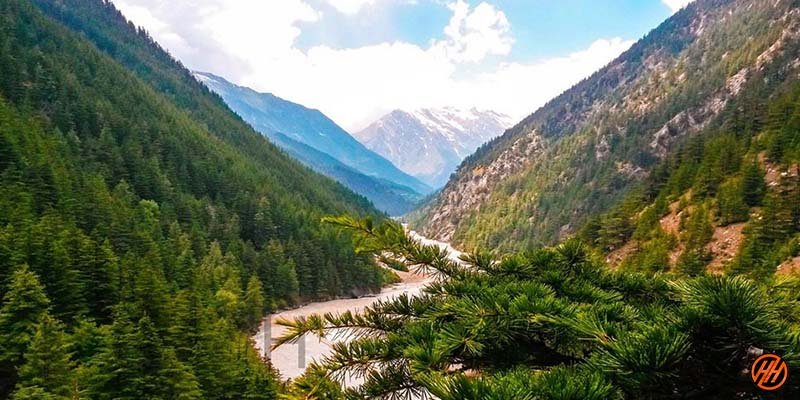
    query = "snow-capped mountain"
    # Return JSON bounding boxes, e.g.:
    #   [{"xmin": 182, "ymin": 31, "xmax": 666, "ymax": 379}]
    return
[{"xmin": 355, "ymin": 108, "xmax": 514, "ymax": 188}]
